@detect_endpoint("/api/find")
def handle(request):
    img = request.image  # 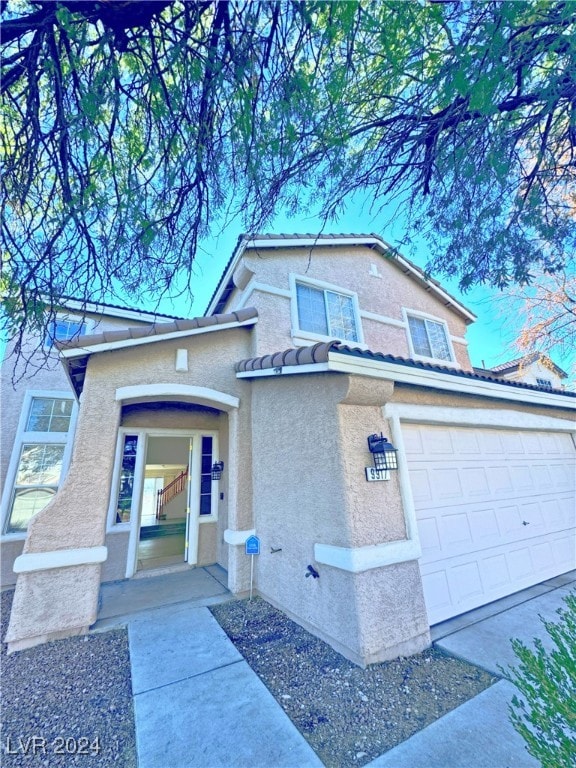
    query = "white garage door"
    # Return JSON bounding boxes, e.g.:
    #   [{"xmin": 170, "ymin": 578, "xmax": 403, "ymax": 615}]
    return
[{"xmin": 403, "ymin": 424, "xmax": 576, "ymax": 625}]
